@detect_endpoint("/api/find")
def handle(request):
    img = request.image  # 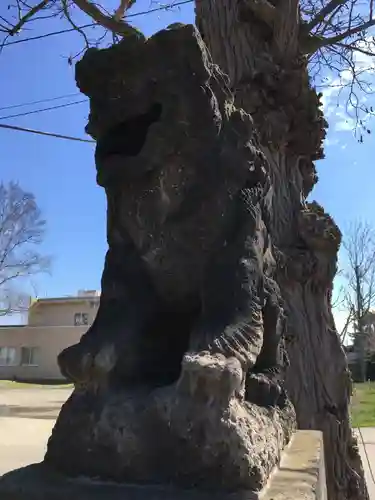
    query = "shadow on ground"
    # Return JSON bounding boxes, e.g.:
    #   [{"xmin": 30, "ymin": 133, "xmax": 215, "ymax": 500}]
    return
[{"xmin": 0, "ymin": 404, "xmax": 62, "ymax": 420}]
